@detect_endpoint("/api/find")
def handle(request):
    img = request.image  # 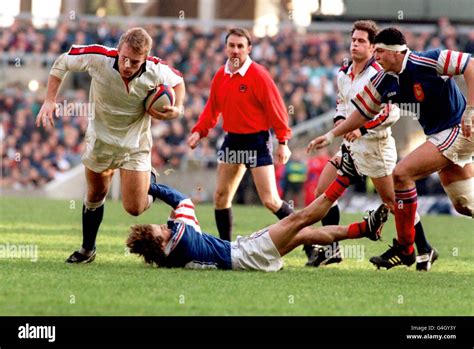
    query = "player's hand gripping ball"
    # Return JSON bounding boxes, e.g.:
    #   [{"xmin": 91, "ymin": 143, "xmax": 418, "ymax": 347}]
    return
[{"xmin": 144, "ymin": 84, "xmax": 176, "ymax": 119}]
